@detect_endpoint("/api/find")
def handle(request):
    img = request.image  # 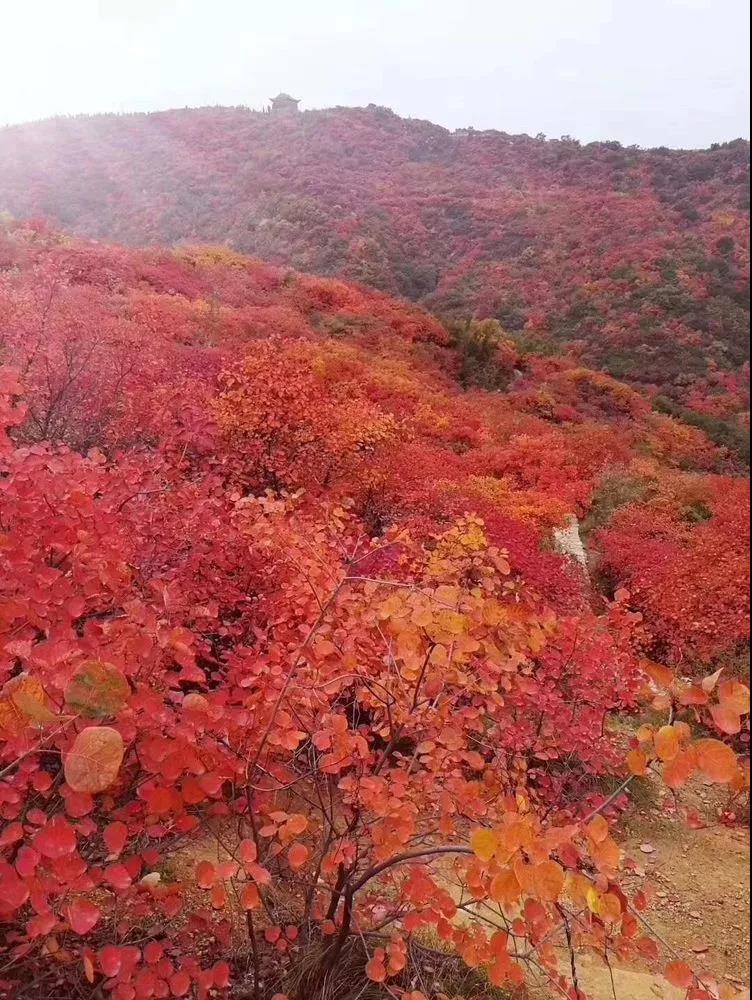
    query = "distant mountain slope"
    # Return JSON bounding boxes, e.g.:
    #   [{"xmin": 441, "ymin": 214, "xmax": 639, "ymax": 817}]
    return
[{"xmin": 0, "ymin": 105, "xmax": 748, "ymax": 406}]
